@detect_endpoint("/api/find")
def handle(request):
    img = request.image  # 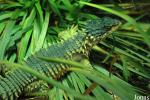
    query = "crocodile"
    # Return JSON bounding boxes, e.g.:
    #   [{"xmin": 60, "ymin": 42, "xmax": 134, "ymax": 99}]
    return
[{"xmin": 0, "ymin": 17, "xmax": 121, "ymax": 100}]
